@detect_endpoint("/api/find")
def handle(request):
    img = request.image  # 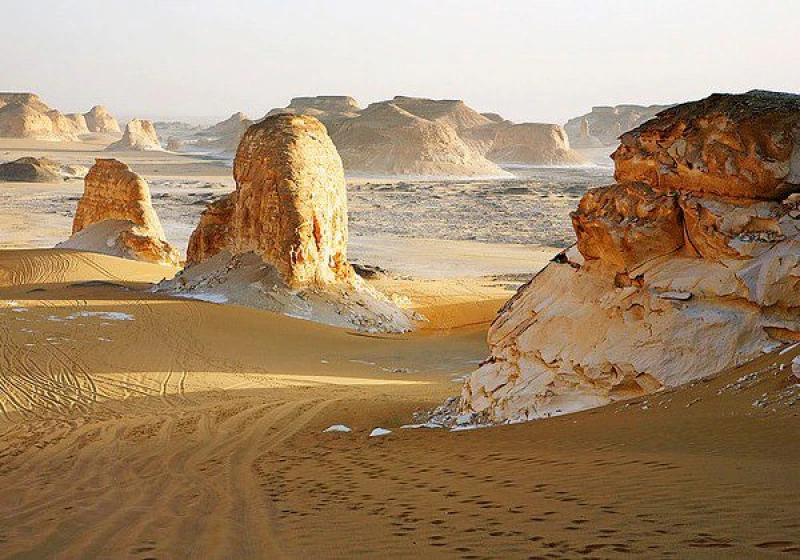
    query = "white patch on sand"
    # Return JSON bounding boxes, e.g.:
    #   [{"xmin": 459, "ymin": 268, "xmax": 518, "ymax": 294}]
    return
[
  {"xmin": 323, "ymin": 425, "xmax": 352, "ymax": 433},
  {"xmin": 65, "ymin": 311, "xmax": 134, "ymax": 321},
  {"xmin": 174, "ymin": 291, "xmax": 229, "ymax": 304},
  {"xmin": 369, "ymin": 428, "xmax": 392, "ymax": 437}
]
